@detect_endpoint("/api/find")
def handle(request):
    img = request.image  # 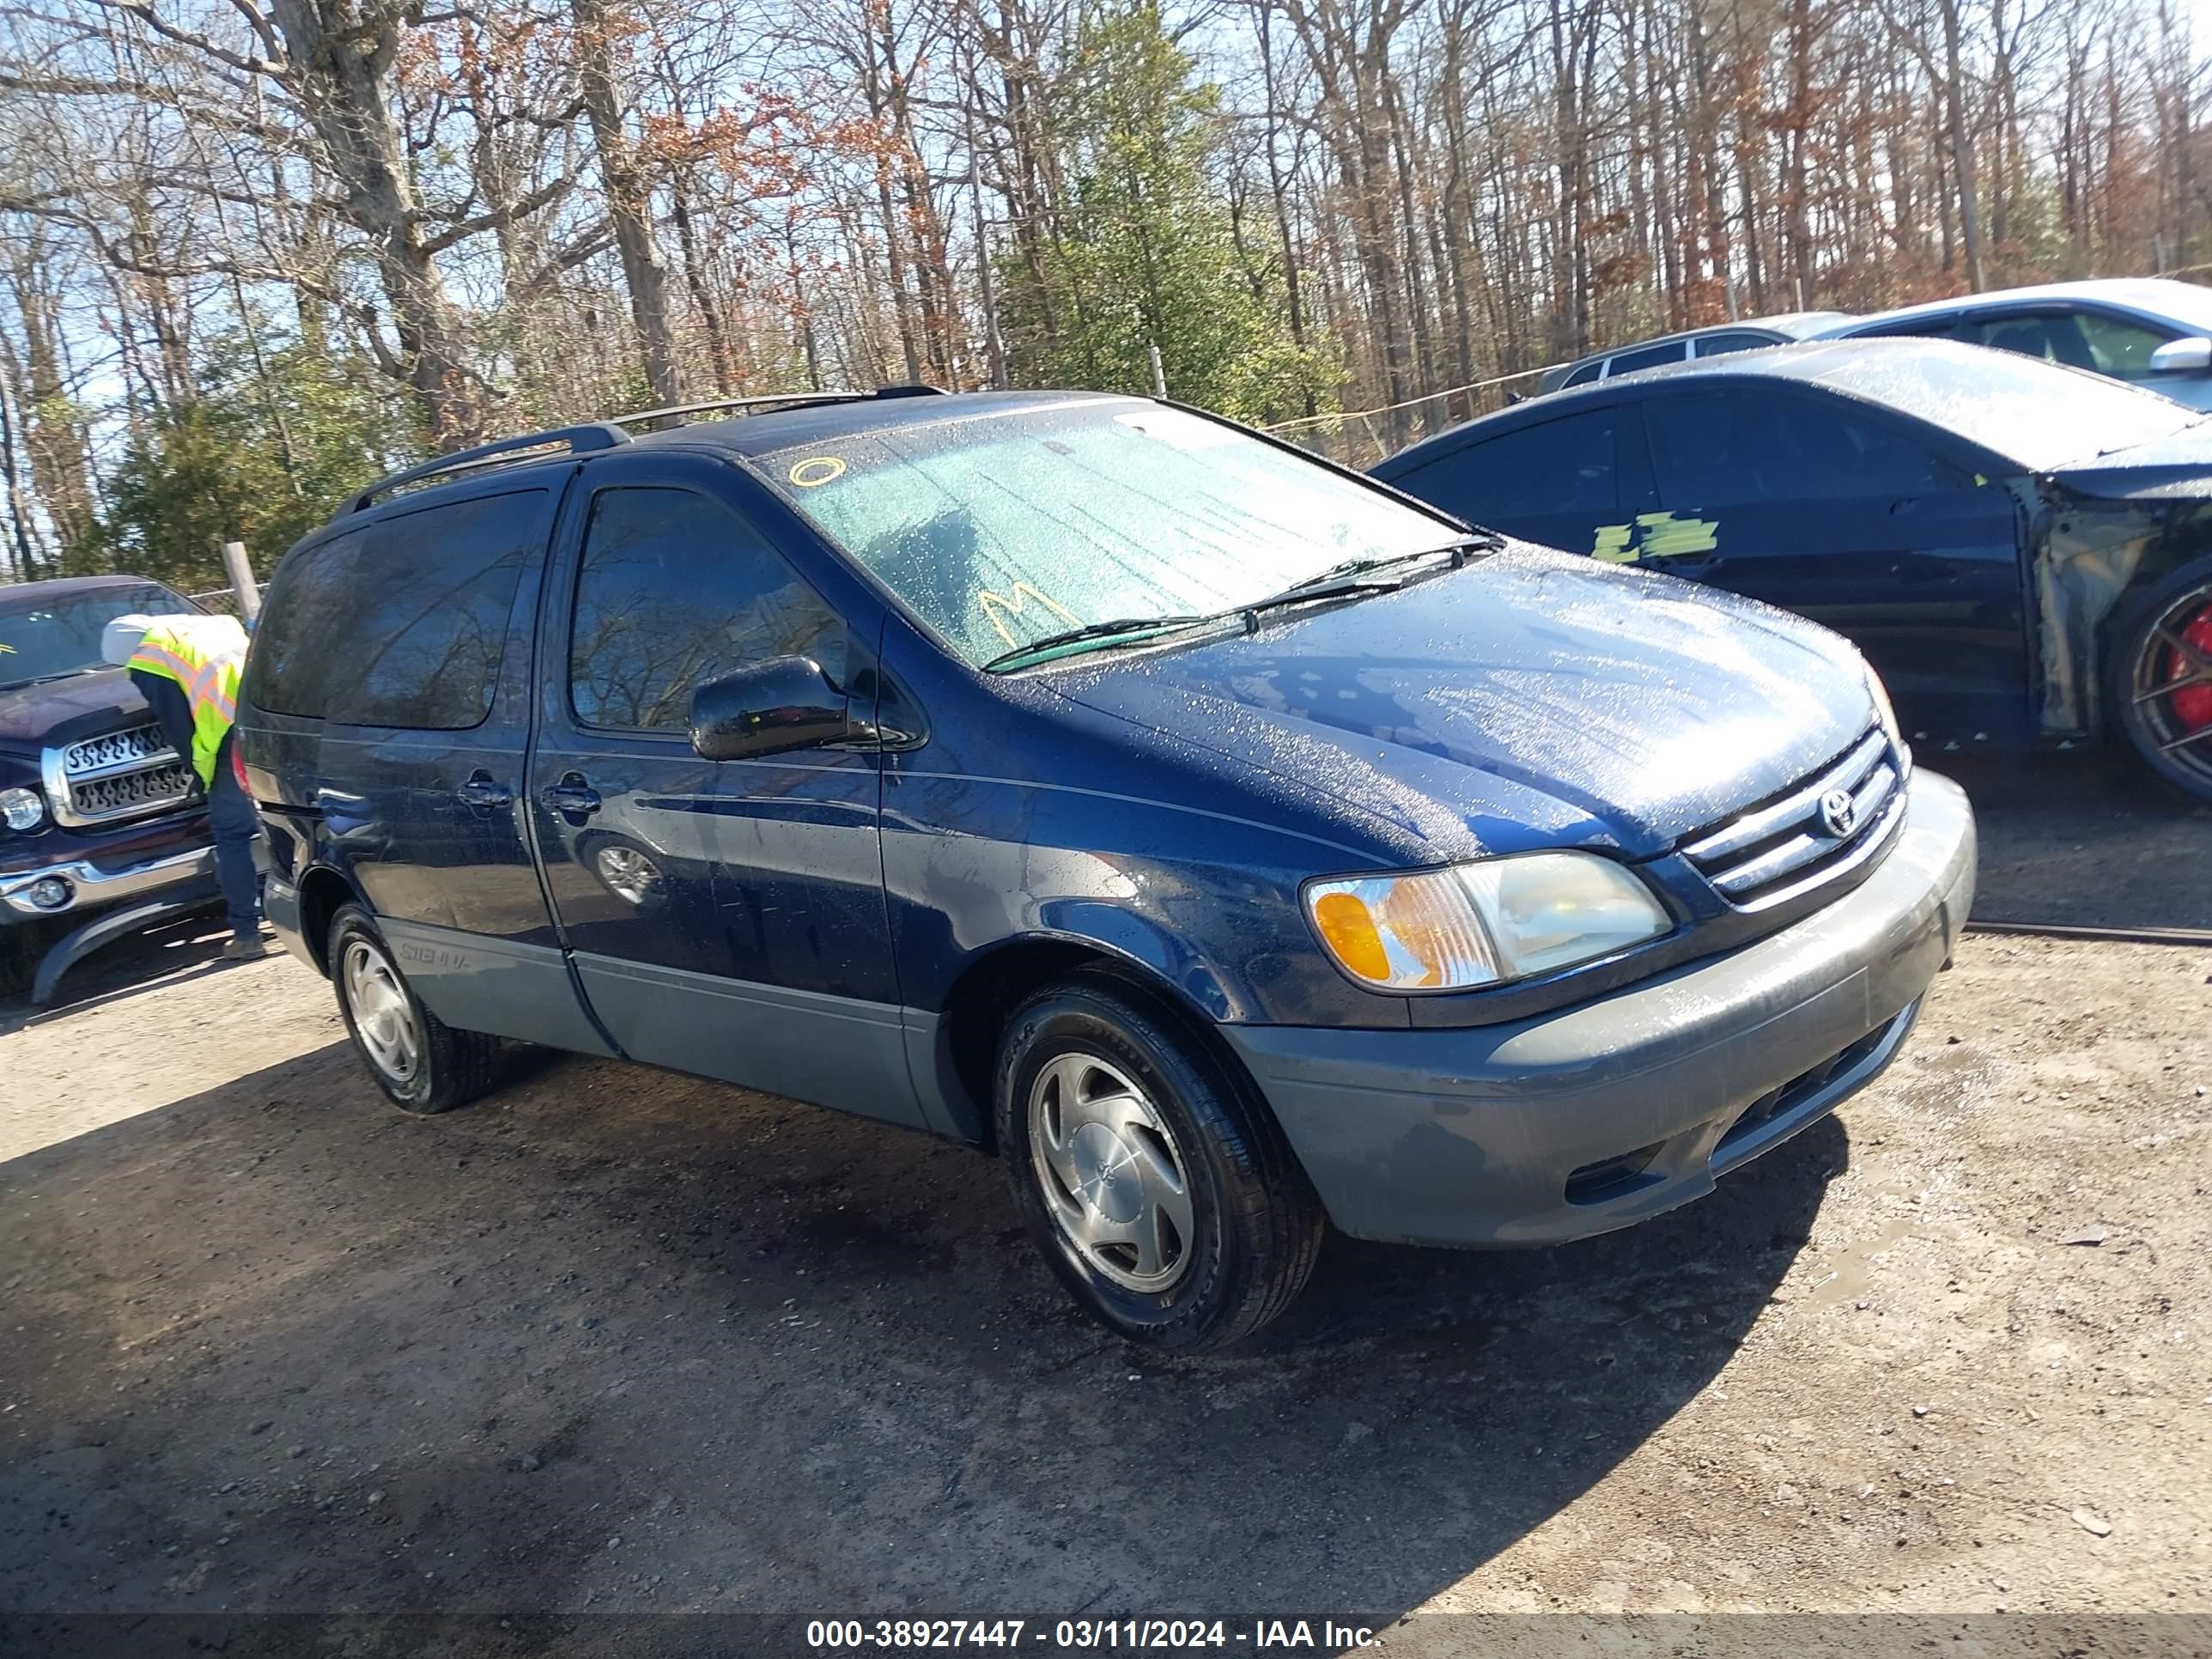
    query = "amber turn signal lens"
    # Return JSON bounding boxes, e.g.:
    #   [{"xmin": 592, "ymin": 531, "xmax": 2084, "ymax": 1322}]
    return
[{"xmin": 1311, "ymin": 889, "xmax": 1392, "ymax": 984}]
